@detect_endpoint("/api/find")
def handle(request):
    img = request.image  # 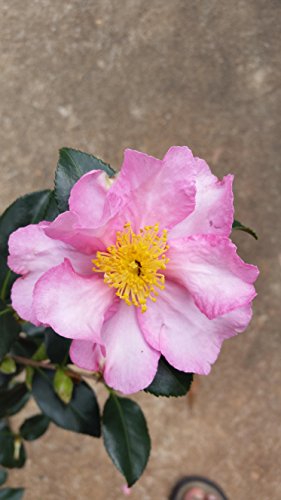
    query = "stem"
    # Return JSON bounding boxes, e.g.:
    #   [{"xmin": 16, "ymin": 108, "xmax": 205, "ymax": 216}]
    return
[
  {"xmin": 11, "ymin": 355, "xmax": 57, "ymax": 370},
  {"xmin": 10, "ymin": 354, "xmax": 101, "ymax": 382}
]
